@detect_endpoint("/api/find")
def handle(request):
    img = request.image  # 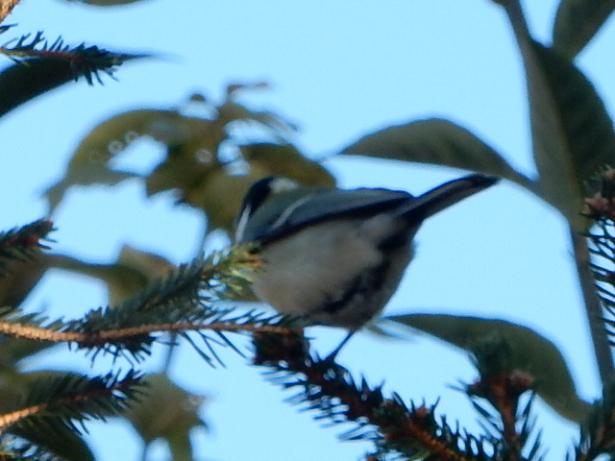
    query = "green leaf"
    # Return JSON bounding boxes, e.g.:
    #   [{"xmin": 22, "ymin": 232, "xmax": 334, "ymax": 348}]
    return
[
  {"xmin": 0, "ymin": 338, "xmax": 54, "ymax": 371},
  {"xmin": 184, "ymin": 169, "xmax": 269, "ymax": 233},
  {"xmin": 0, "ymin": 51, "xmax": 141, "ymax": 119},
  {"xmin": 553, "ymin": 0, "xmax": 615, "ymax": 58},
  {"xmin": 217, "ymin": 100, "xmax": 296, "ymax": 135},
  {"xmin": 341, "ymin": 118, "xmax": 535, "ymax": 191},
  {"xmin": 48, "ymin": 246, "xmax": 172, "ymax": 306},
  {"xmin": 241, "ymin": 143, "xmax": 335, "ymax": 187},
  {"xmin": 388, "ymin": 313, "xmax": 590, "ymax": 422},
  {"xmin": 124, "ymin": 374, "xmax": 206, "ymax": 461},
  {"xmin": 0, "ymin": 256, "xmax": 48, "ymax": 307},
  {"xmin": 508, "ymin": 19, "xmax": 615, "ymax": 228},
  {"xmin": 45, "ymin": 109, "xmax": 221, "ymax": 211},
  {"xmin": 46, "ymin": 169, "xmax": 139, "ymax": 213}
]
